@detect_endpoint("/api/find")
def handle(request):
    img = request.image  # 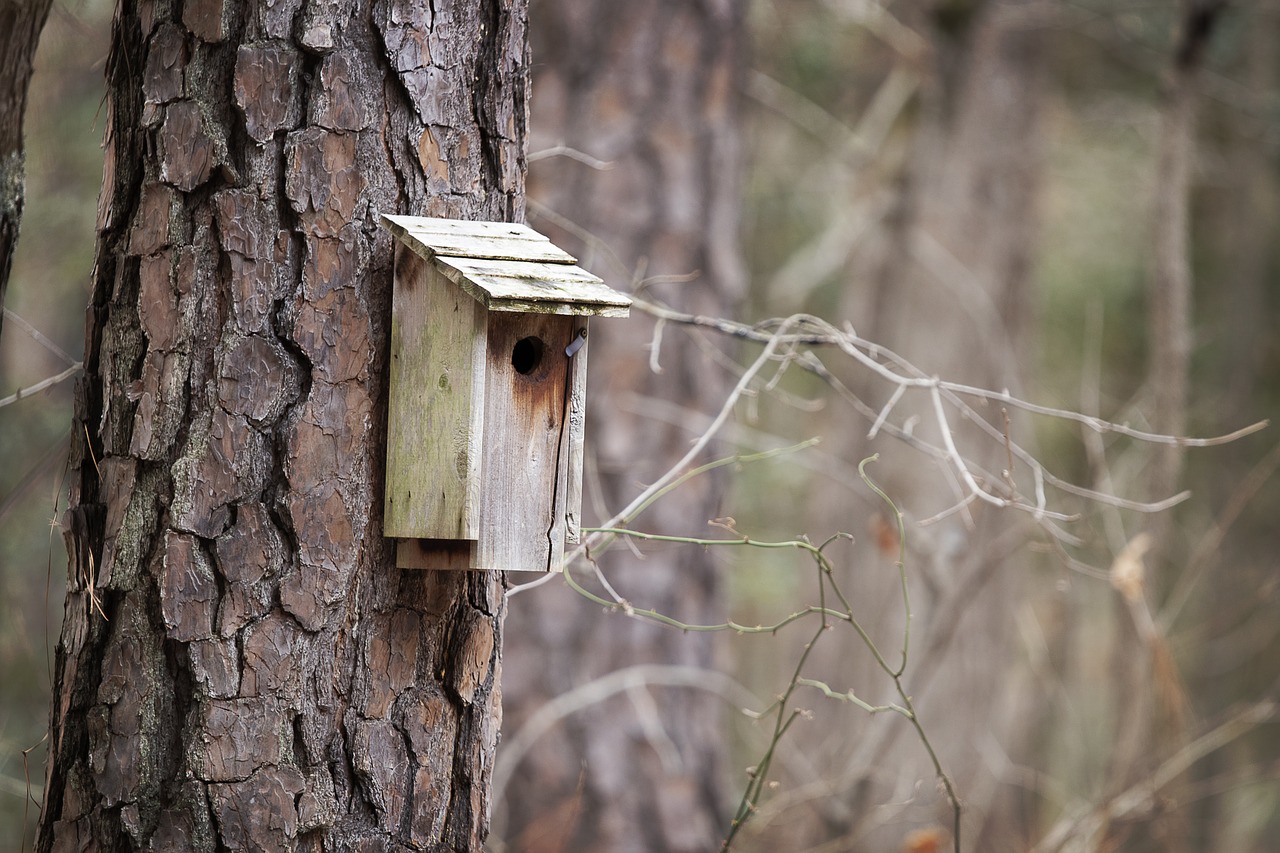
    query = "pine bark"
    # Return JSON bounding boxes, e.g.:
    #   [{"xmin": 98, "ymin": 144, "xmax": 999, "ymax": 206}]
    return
[
  {"xmin": 38, "ymin": 0, "xmax": 527, "ymax": 849},
  {"xmin": 494, "ymin": 1, "xmax": 747, "ymax": 851},
  {"xmin": 0, "ymin": 0, "xmax": 54, "ymax": 342}
]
